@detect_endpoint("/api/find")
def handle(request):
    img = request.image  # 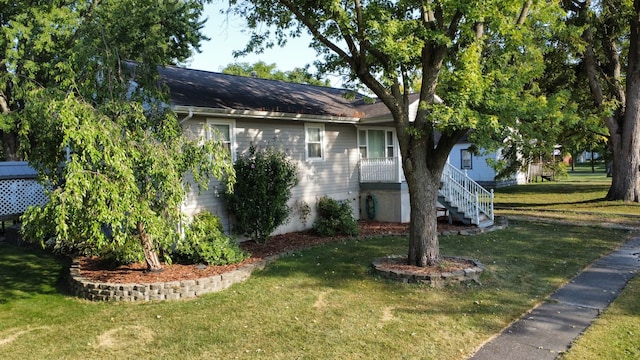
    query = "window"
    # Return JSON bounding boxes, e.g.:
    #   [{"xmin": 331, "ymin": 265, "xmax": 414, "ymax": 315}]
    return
[
  {"xmin": 305, "ymin": 123, "xmax": 325, "ymax": 160},
  {"xmin": 461, "ymin": 148, "xmax": 473, "ymax": 169},
  {"xmin": 358, "ymin": 129, "xmax": 395, "ymax": 158},
  {"xmin": 386, "ymin": 131, "xmax": 395, "ymax": 158},
  {"xmin": 207, "ymin": 119, "xmax": 236, "ymax": 160}
]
